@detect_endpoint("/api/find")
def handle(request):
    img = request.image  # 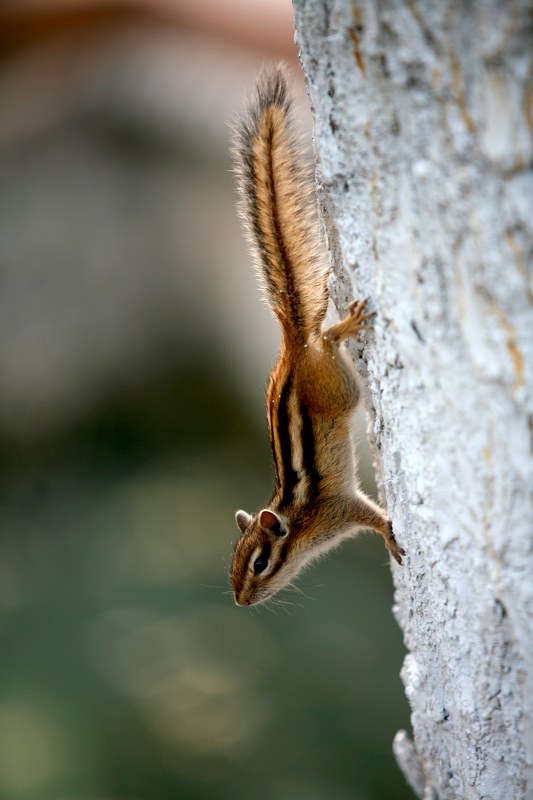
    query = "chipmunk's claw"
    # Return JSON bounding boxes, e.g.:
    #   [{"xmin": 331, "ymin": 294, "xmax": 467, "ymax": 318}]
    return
[
  {"xmin": 387, "ymin": 523, "xmax": 405, "ymax": 565},
  {"xmin": 348, "ymin": 298, "xmax": 376, "ymax": 331}
]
